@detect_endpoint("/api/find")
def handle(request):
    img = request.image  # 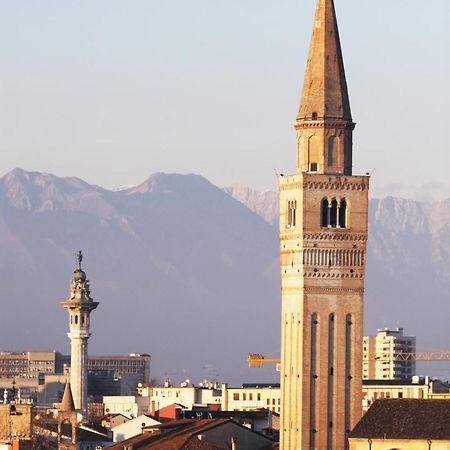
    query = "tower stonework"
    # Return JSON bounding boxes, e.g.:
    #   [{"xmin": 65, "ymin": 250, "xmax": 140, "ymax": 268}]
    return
[
  {"xmin": 61, "ymin": 252, "xmax": 98, "ymax": 420},
  {"xmin": 279, "ymin": 1, "xmax": 369, "ymax": 449}
]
